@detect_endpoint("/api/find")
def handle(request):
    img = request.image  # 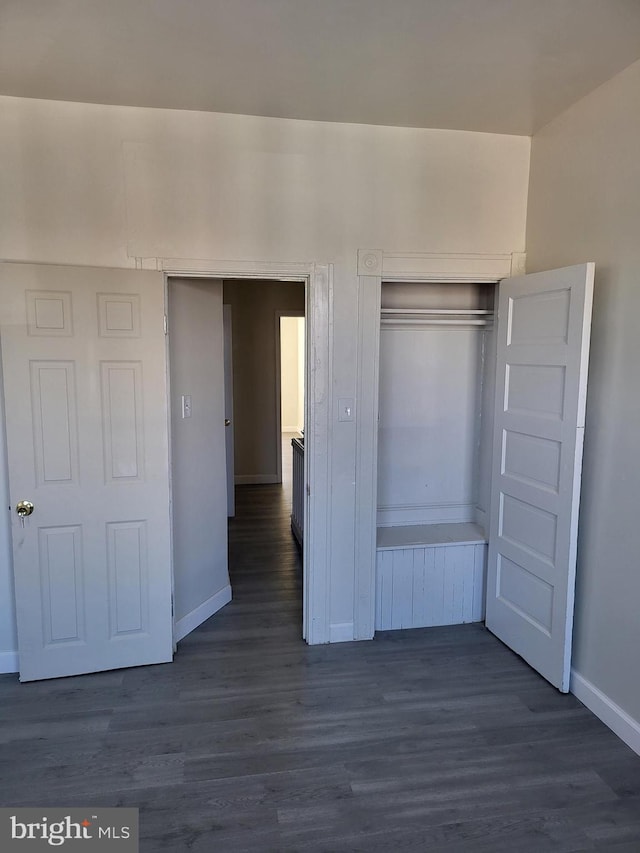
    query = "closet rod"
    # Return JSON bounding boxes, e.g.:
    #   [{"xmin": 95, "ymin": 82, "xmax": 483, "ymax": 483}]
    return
[{"xmin": 381, "ymin": 308, "xmax": 492, "ymax": 315}]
